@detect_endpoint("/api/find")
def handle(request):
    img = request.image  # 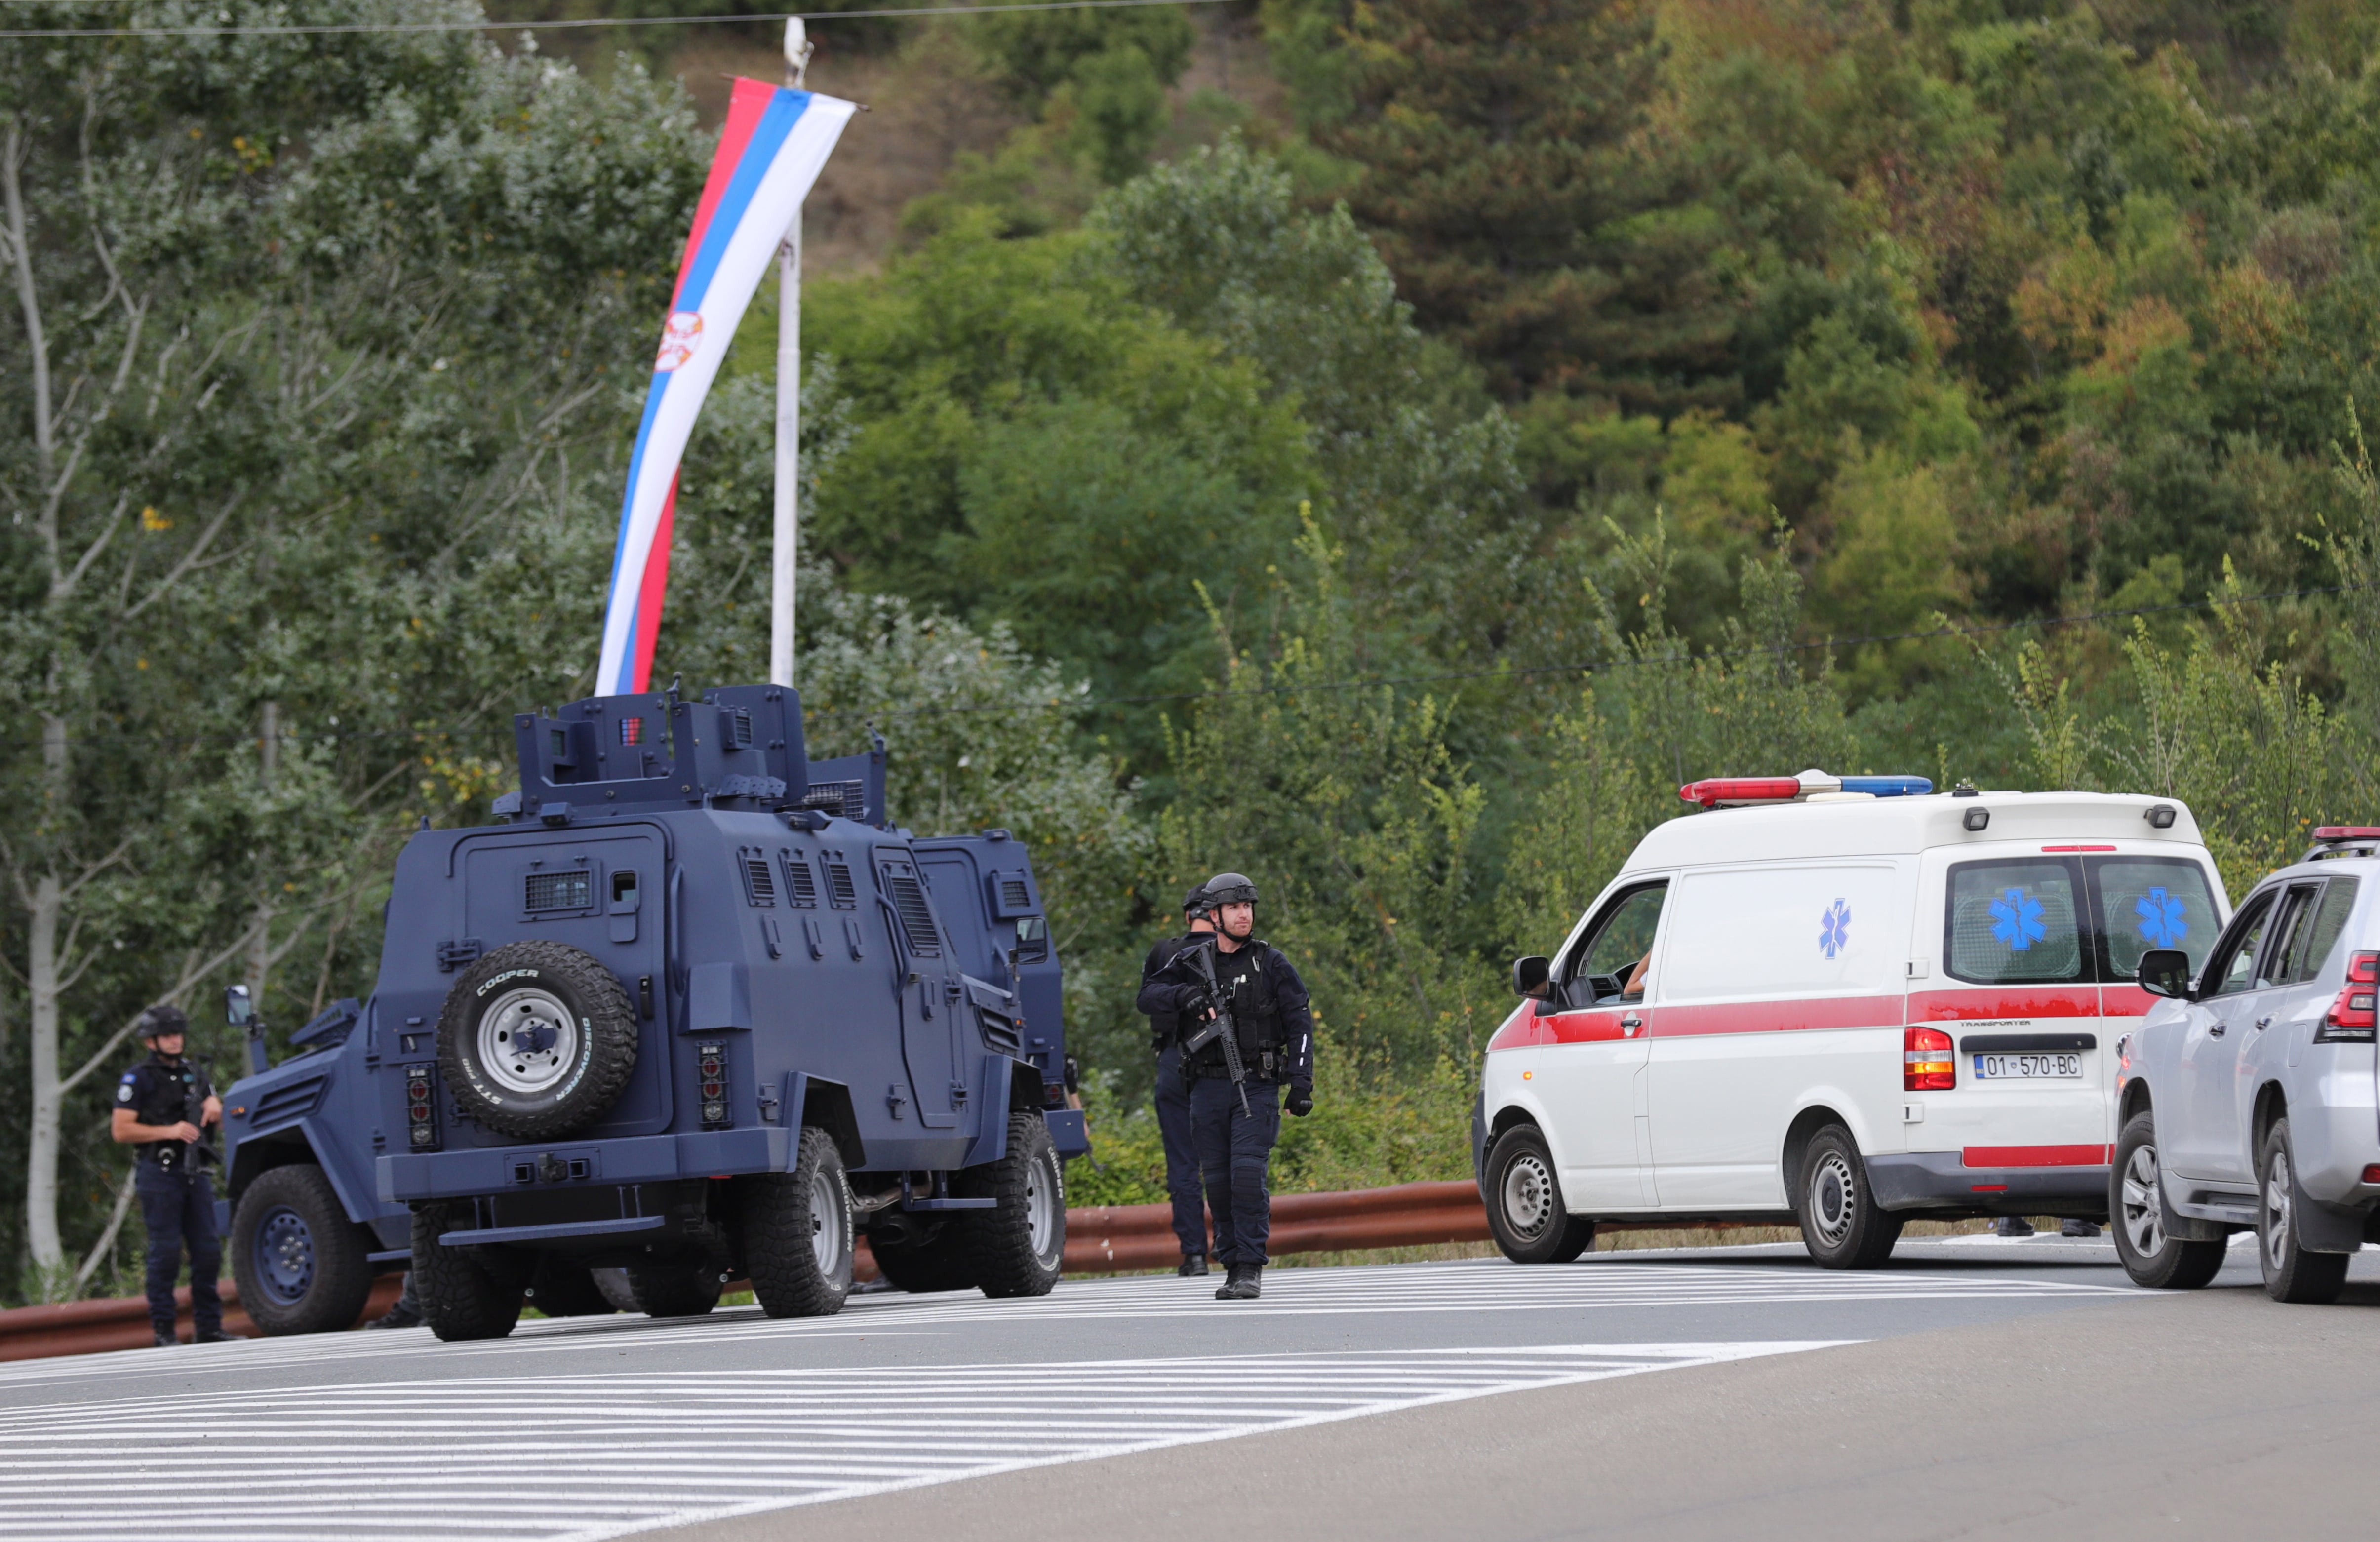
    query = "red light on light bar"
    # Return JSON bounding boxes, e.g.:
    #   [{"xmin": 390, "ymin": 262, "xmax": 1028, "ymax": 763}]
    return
[
  {"xmin": 2314, "ymin": 826, "xmax": 2380, "ymax": 841},
  {"xmin": 1680, "ymin": 777, "xmax": 1803, "ymax": 809},
  {"xmin": 2042, "ymin": 845, "xmax": 2117, "ymax": 852}
]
